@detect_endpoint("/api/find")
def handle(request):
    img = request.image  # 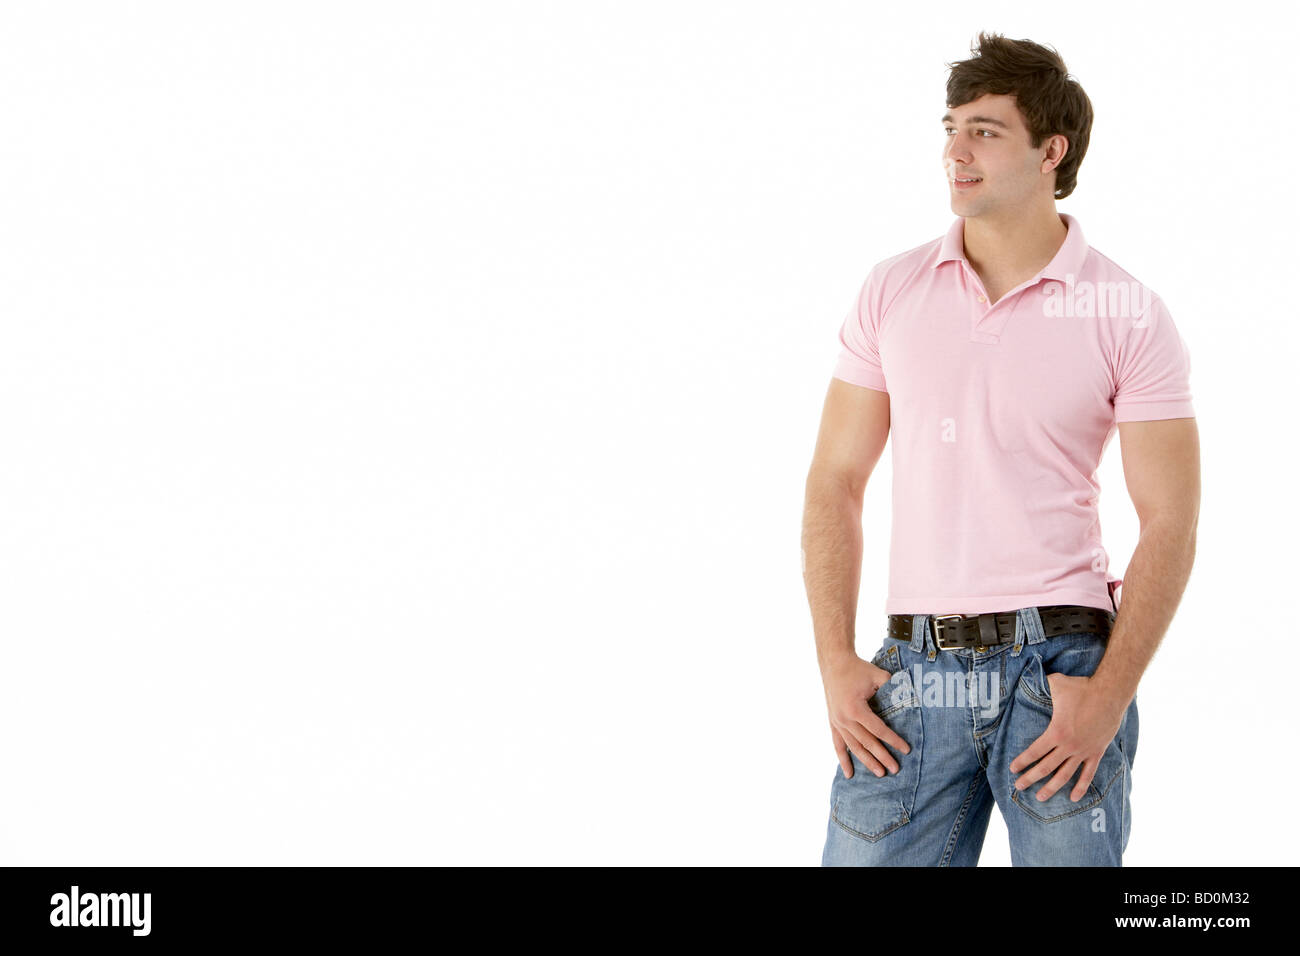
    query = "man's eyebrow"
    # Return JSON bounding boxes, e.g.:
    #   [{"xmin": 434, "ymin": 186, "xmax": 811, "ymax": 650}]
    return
[{"xmin": 941, "ymin": 113, "xmax": 1011, "ymax": 129}]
